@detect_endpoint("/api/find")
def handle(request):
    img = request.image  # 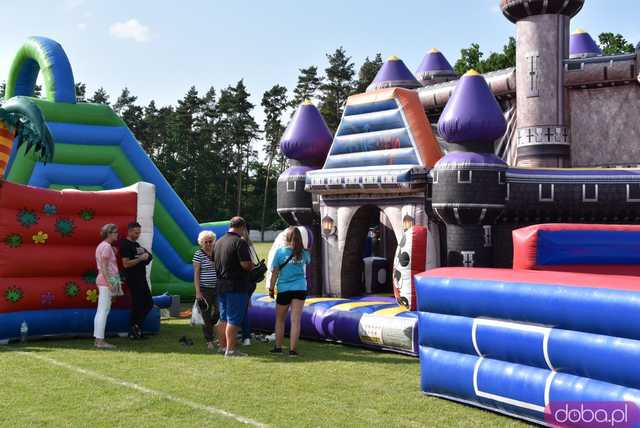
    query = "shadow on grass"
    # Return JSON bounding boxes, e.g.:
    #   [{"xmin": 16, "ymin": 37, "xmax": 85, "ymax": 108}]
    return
[{"xmin": 3, "ymin": 321, "xmax": 417, "ymax": 366}]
